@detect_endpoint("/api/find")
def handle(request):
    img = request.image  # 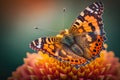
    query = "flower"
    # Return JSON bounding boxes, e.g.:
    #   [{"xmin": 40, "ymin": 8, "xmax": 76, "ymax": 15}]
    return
[{"xmin": 8, "ymin": 50, "xmax": 120, "ymax": 80}]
